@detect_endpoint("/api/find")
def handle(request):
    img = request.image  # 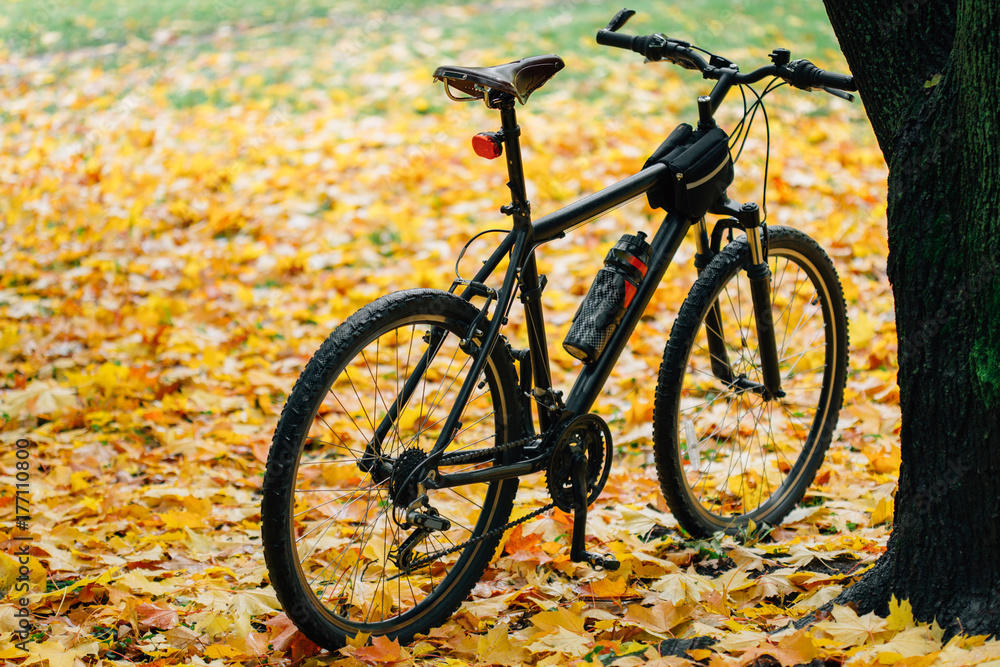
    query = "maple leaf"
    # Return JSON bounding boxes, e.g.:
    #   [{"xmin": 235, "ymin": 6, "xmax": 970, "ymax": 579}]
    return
[
  {"xmin": 750, "ymin": 568, "xmax": 801, "ymax": 599},
  {"xmin": 20, "ymin": 640, "xmax": 100, "ymax": 667},
  {"xmin": 714, "ymin": 630, "xmax": 770, "ymax": 653},
  {"xmin": 815, "ymin": 604, "xmax": 890, "ymax": 647},
  {"xmin": 351, "ymin": 635, "xmax": 406, "ymax": 664},
  {"xmin": 162, "ymin": 625, "xmax": 203, "ymax": 651},
  {"xmin": 265, "ymin": 611, "xmax": 301, "ymax": 651},
  {"xmin": 854, "ymin": 626, "xmax": 942, "ymax": 662},
  {"xmin": 887, "ymin": 595, "xmax": 915, "ymax": 631},
  {"xmin": 136, "ymin": 602, "xmax": 179, "ymax": 630},
  {"xmin": 525, "ymin": 625, "xmax": 594, "ymax": 657},
  {"xmin": 529, "ymin": 603, "xmax": 589, "ymax": 635},
  {"xmin": 204, "ymin": 644, "xmax": 246, "ymax": 660},
  {"xmin": 736, "ymin": 628, "xmax": 819, "ymax": 667},
  {"xmin": 585, "ymin": 575, "xmax": 629, "ymax": 598},
  {"xmin": 0, "ymin": 380, "xmax": 80, "ymax": 418},
  {"xmin": 623, "ymin": 601, "xmax": 693, "ymax": 638},
  {"xmin": 476, "ymin": 623, "xmax": 529, "ymax": 666},
  {"xmin": 650, "ymin": 571, "xmax": 714, "ymax": 605}
]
